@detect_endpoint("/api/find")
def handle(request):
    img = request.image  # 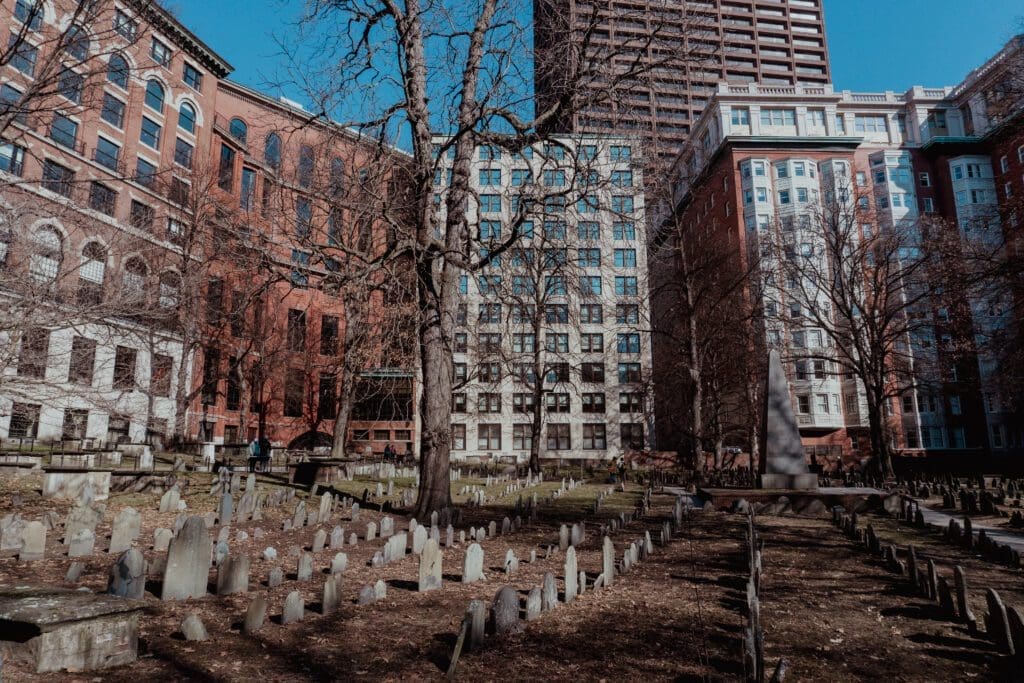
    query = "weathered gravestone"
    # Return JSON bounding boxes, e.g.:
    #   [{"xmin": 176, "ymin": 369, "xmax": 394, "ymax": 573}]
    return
[
  {"xmin": 331, "ymin": 552, "xmax": 348, "ymax": 575},
  {"xmin": 491, "ymin": 586, "xmax": 520, "ymax": 636},
  {"xmin": 322, "ymin": 575, "xmax": 341, "ymax": 615},
  {"xmin": 602, "ymin": 536, "xmax": 615, "ymax": 587},
  {"xmin": 463, "ymin": 543, "xmax": 484, "ymax": 583},
  {"xmin": 19, "ymin": 521, "xmax": 46, "ymax": 561},
  {"xmin": 109, "ymin": 507, "xmax": 141, "ymax": 554},
  {"xmin": 282, "ymin": 591, "xmax": 304, "ymax": 624},
  {"xmin": 158, "ymin": 487, "xmax": 180, "ymax": 513},
  {"xmin": 525, "ymin": 587, "xmax": 542, "ymax": 621},
  {"xmin": 153, "ymin": 528, "xmax": 173, "ymax": 553},
  {"xmin": 268, "ymin": 567, "xmax": 283, "ymax": 588},
  {"xmin": 0, "ymin": 514, "xmax": 26, "ymax": 552},
  {"xmin": 107, "ymin": 548, "xmax": 147, "ymax": 599},
  {"xmin": 384, "ymin": 532, "xmax": 407, "ymax": 564},
  {"xmin": 542, "ymin": 572, "xmax": 558, "ymax": 611},
  {"xmin": 297, "ymin": 552, "xmax": 314, "ymax": 582},
  {"xmin": 312, "ymin": 529, "xmax": 327, "ymax": 553},
  {"xmin": 216, "ymin": 554, "xmax": 250, "ymax": 595},
  {"xmin": 181, "ymin": 613, "xmax": 207, "ymax": 641},
  {"xmin": 64, "ymin": 505, "xmax": 103, "ymax": 545},
  {"xmin": 418, "ymin": 538, "xmax": 443, "ymax": 592},
  {"xmin": 243, "ymin": 594, "xmax": 268, "ymax": 634},
  {"xmin": 68, "ymin": 528, "xmax": 96, "ymax": 558},
  {"xmin": 412, "ymin": 525, "xmax": 428, "ymax": 554},
  {"xmin": 330, "ymin": 526, "xmax": 345, "ymax": 549},
  {"xmin": 161, "ymin": 517, "xmax": 211, "ymax": 601},
  {"xmin": 564, "ymin": 547, "xmax": 578, "ymax": 603}
]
